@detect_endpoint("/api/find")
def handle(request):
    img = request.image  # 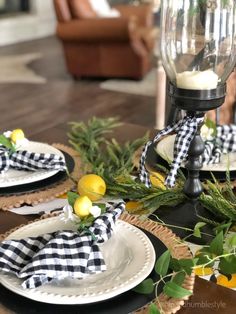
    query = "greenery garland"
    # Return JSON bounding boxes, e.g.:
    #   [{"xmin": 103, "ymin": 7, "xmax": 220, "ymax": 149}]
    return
[
  {"xmin": 68, "ymin": 117, "xmax": 236, "ymax": 226},
  {"xmin": 68, "ymin": 117, "xmax": 186, "ymax": 214}
]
